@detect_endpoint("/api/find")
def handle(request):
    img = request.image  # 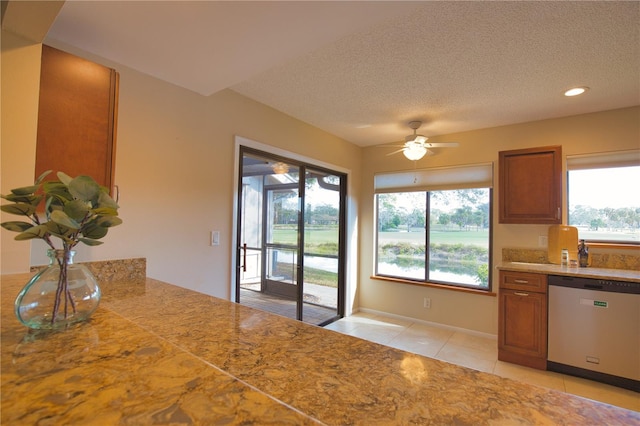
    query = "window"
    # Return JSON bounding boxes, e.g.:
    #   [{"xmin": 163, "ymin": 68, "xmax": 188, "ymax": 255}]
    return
[
  {"xmin": 374, "ymin": 163, "xmax": 493, "ymax": 290},
  {"xmin": 567, "ymin": 150, "xmax": 640, "ymax": 244}
]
